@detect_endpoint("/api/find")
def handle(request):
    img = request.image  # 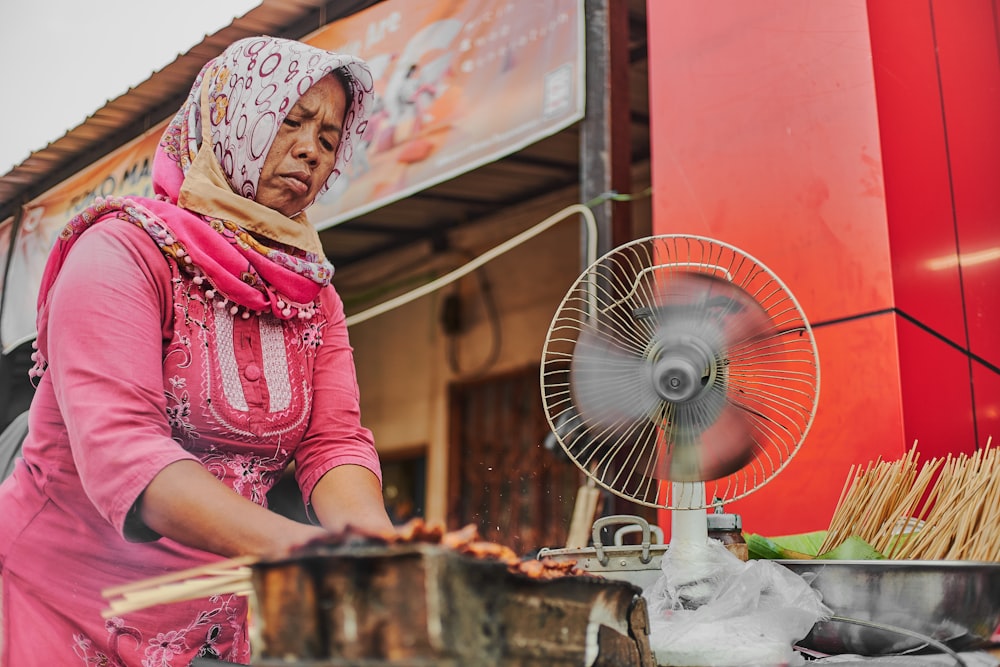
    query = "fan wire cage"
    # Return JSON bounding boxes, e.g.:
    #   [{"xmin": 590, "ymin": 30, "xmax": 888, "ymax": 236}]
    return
[{"xmin": 540, "ymin": 235, "xmax": 820, "ymax": 510}]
